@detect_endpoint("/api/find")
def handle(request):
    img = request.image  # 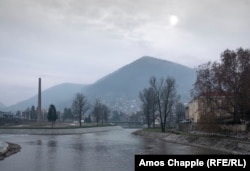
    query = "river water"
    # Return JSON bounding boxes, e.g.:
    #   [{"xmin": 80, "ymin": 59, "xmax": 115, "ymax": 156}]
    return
[{"xmin": 0, "ymin": 128, "xmax": 227, "ymax": 171}]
